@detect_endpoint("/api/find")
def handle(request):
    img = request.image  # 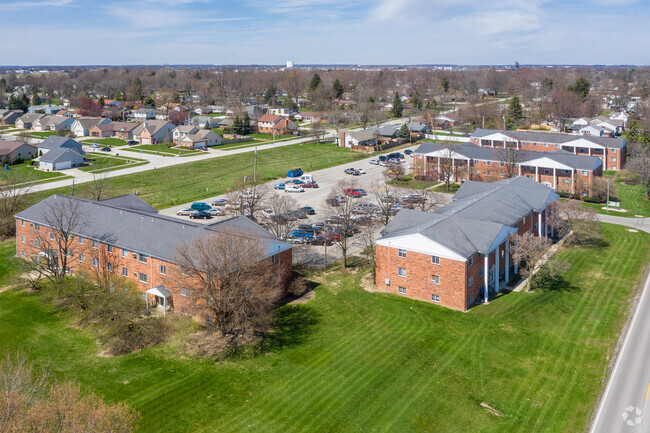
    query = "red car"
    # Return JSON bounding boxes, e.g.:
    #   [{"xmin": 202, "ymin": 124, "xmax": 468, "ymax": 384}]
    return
[
  {"xmin": 344, "ymin": 188, "xmax": 362, "ymax": 197},
  {"xmin": 302, "ymin": 181, "xmax": 319, "ymax": 188}
]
